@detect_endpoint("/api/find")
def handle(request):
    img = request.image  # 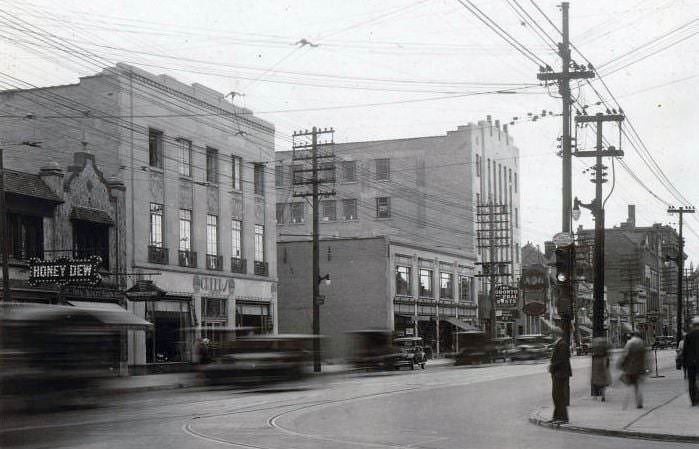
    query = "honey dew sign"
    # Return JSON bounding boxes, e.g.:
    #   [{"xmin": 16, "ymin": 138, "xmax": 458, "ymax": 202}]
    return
[{"xmin": 28, "ymin": 257, "xmax": 102, "ymax": 286}]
